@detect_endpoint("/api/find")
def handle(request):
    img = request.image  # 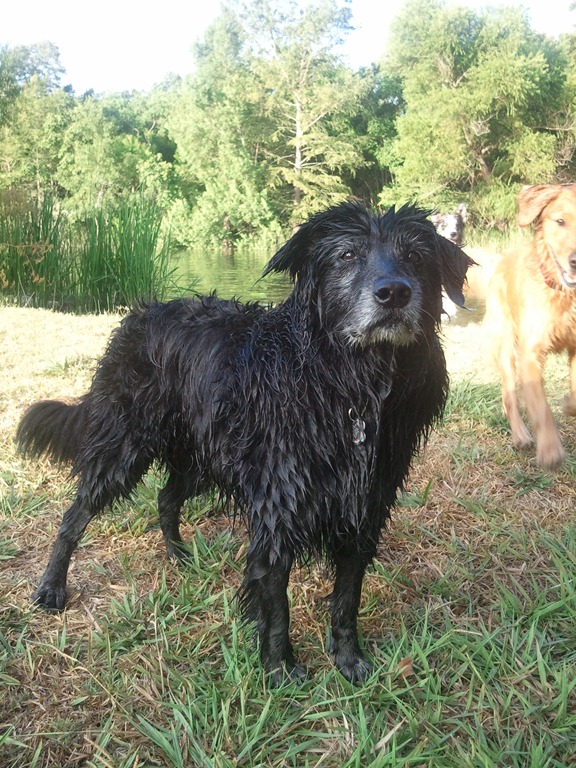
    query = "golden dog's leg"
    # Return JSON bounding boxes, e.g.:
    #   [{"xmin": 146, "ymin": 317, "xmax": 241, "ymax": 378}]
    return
[
  {"xmin": 519, "ymin": 352, "xmax": 564, "ymax": 469},
  {"xmin": 498, "ymin": 338, "xmax": 533, "ymax": 449},
  {"xmin": 562, "ymin": 349, "xmax": 576, "ymax": 416}
]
